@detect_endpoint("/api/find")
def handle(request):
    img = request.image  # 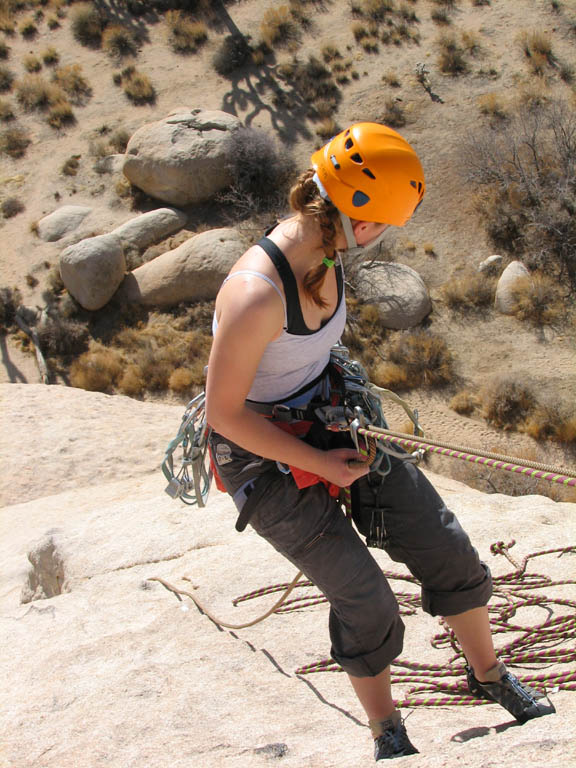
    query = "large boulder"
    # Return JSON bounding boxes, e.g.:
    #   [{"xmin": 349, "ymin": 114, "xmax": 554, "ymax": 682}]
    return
[
  {"xmin": 495, "ymin": 260, "xmax": 530, "ymax": 314},
  {"xmin": 60, "ymin": 233, "xmax": 125, "ymax": 311},
  {"xmin": 354, "ymin": 262, "xmax": 432, "ymax": 329},
  {"xmin": 37, "ymin": 205, "xmax": 92, "ymax": 242},
  {"xmin": 121, "ymin": 227, "xmax": 246, "ymax": 307},
  {"xmin": 111, "ymin": 207, "xmax": 188, "ymax": 251},
  {"xmin": 122, "ymin": 109, "xmax": 241, "ymax": 206}
]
